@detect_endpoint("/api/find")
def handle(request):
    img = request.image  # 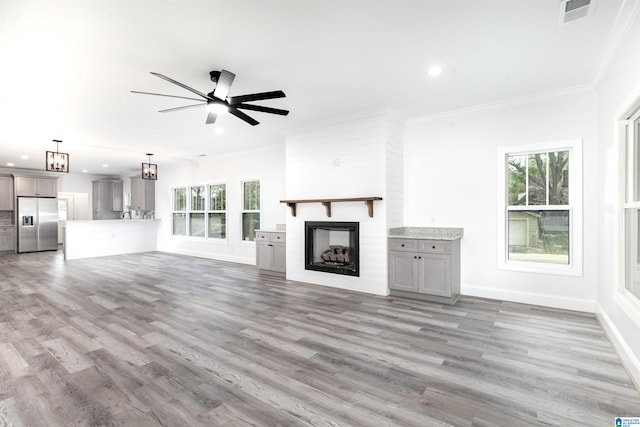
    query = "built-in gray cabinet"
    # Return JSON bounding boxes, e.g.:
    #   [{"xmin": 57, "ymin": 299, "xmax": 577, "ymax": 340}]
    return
[
  {"xmin": 0, "ymin": 176, "xmax": 14, "ymax": 210},
  {"xmin": 14, "ymin": 176, "xmax": 57, "ymax": 197},
  {"xmin": 0, "ymin": 225, "xmax": 15, "ymax": 252},
  {"xmin": 92, "ymin": 179, "xmax": 123, "ymax": 219},
  {"xmin": 130, "ymin": 176, "xmax": 155, "ymax": 211},
  {"xmin": 256, "ymin": 230, "xmax": 286, "ymax": 273},
  {"xmin": 388, "ymin": 237, "xmax": 461, "ymax": 304}
]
